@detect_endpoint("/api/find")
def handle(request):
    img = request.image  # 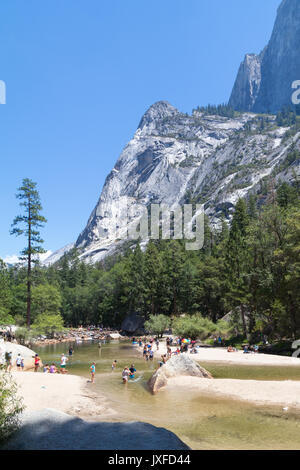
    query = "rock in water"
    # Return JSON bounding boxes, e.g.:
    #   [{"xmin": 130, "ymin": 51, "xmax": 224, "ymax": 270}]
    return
[
  {"xmin": 148, "ymin": 354, "xmax": 212, "ymax": 394},
  {"xmin": 1, "ymin": 409, "xmax": 190, "ymax": 450}
]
